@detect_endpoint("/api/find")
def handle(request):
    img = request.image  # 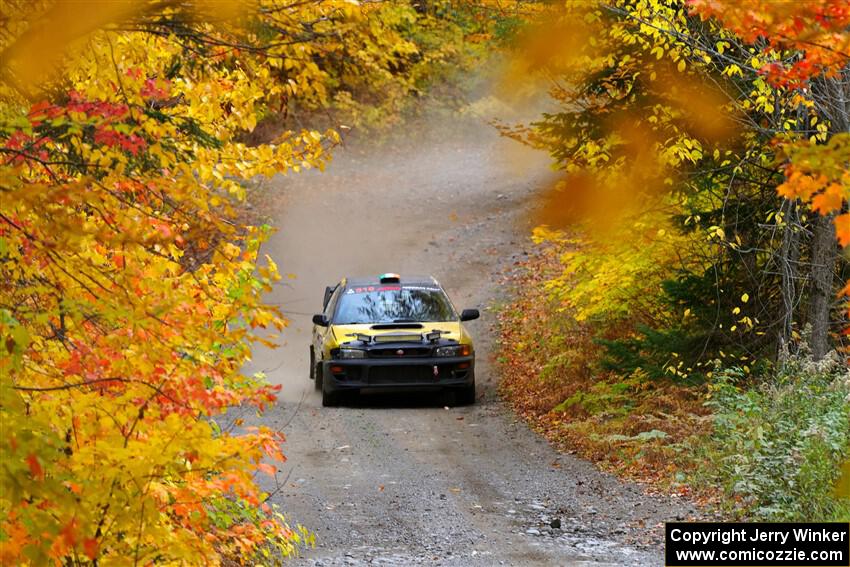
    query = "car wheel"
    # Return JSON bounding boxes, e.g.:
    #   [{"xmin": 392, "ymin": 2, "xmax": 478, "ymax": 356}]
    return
[
  {"xmin": 314, "ymin": 361, "xmax": 323, "ymax": 391},
  {"xmin": 454, "ymin": 383, "xmax": 476, "ymax": 406},
  {"xmin": 309, "ymin": 347, "xmax": 315, "ymax": 380},
  {"xmin": 322, "ymin": 383, "xmax": 342, "ymax": 407}
]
